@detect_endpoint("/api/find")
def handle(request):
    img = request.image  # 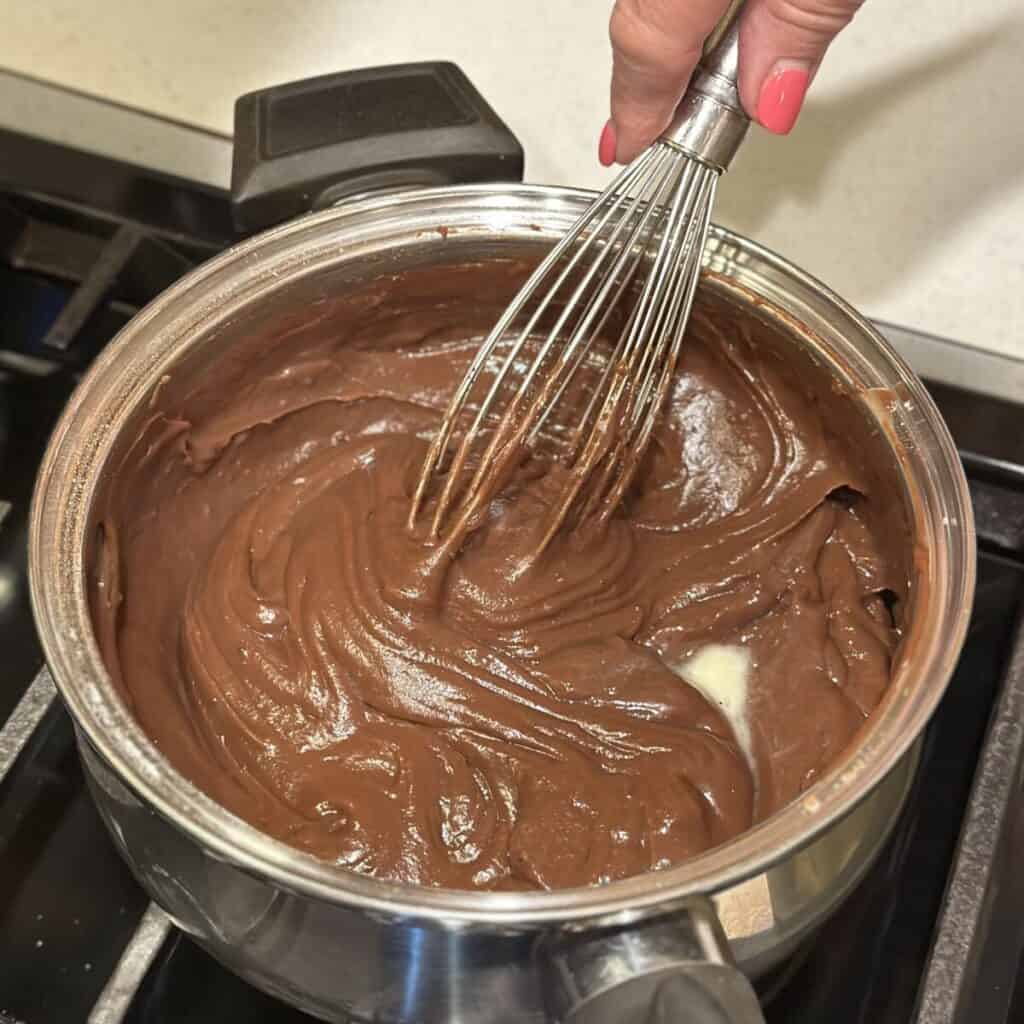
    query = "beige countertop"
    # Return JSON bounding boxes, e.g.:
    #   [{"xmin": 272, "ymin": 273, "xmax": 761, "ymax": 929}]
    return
[{"xmin": 3, "ymin": 0, "xmax": 1024, "ymax": 365}]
